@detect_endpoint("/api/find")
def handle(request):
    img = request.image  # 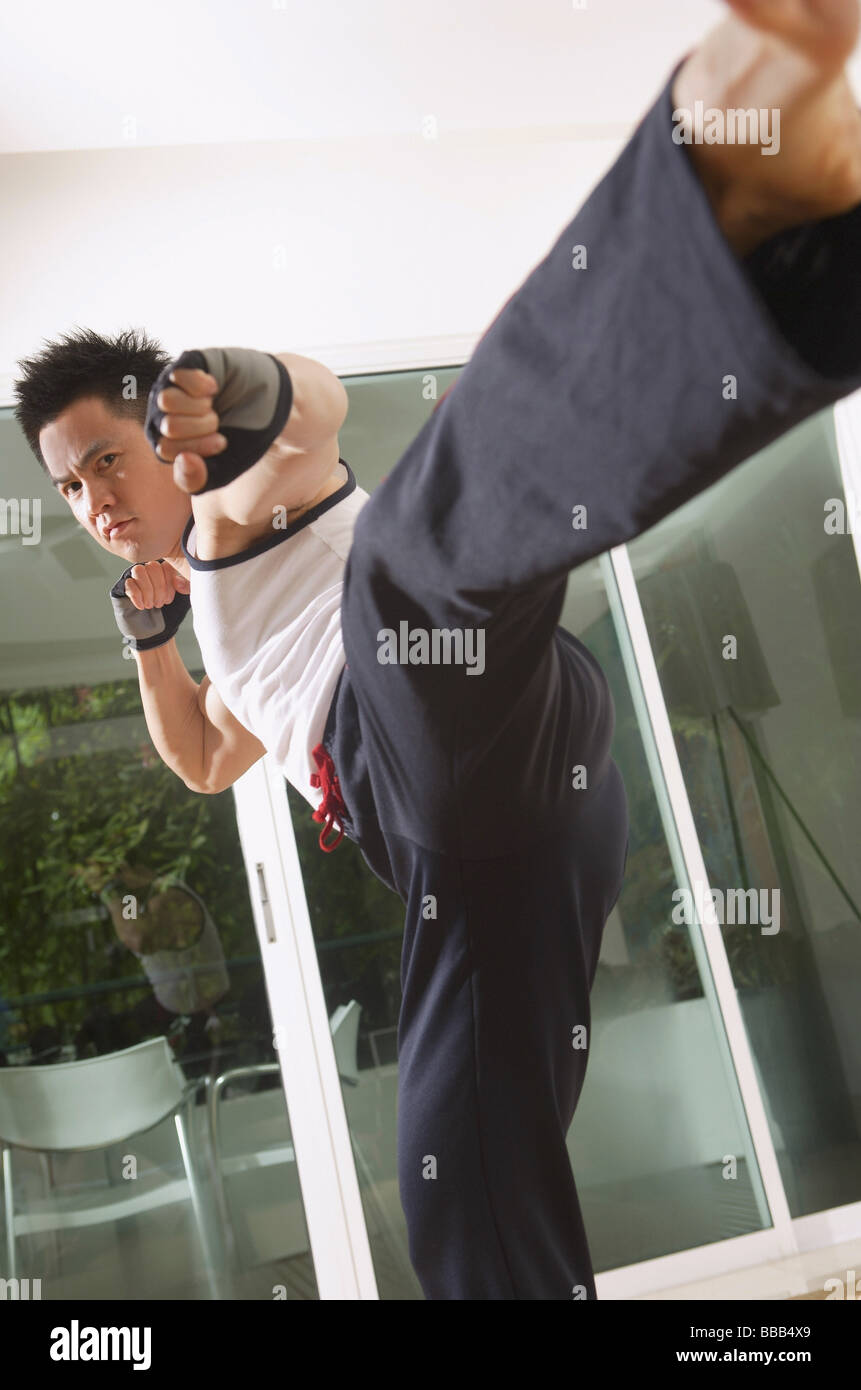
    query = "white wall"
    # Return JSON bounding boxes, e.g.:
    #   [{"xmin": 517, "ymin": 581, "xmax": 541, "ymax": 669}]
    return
[
  {"xmin": 0, "ymin": 128, "xmax": 627, "ymax": 398},
  {"xmin": 0, "ymin": 0, "xmax": 732, "ymax": 396},
  {"xmin": 3, "ymin": 0, "xmax": 859, "ymax": 391}
]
